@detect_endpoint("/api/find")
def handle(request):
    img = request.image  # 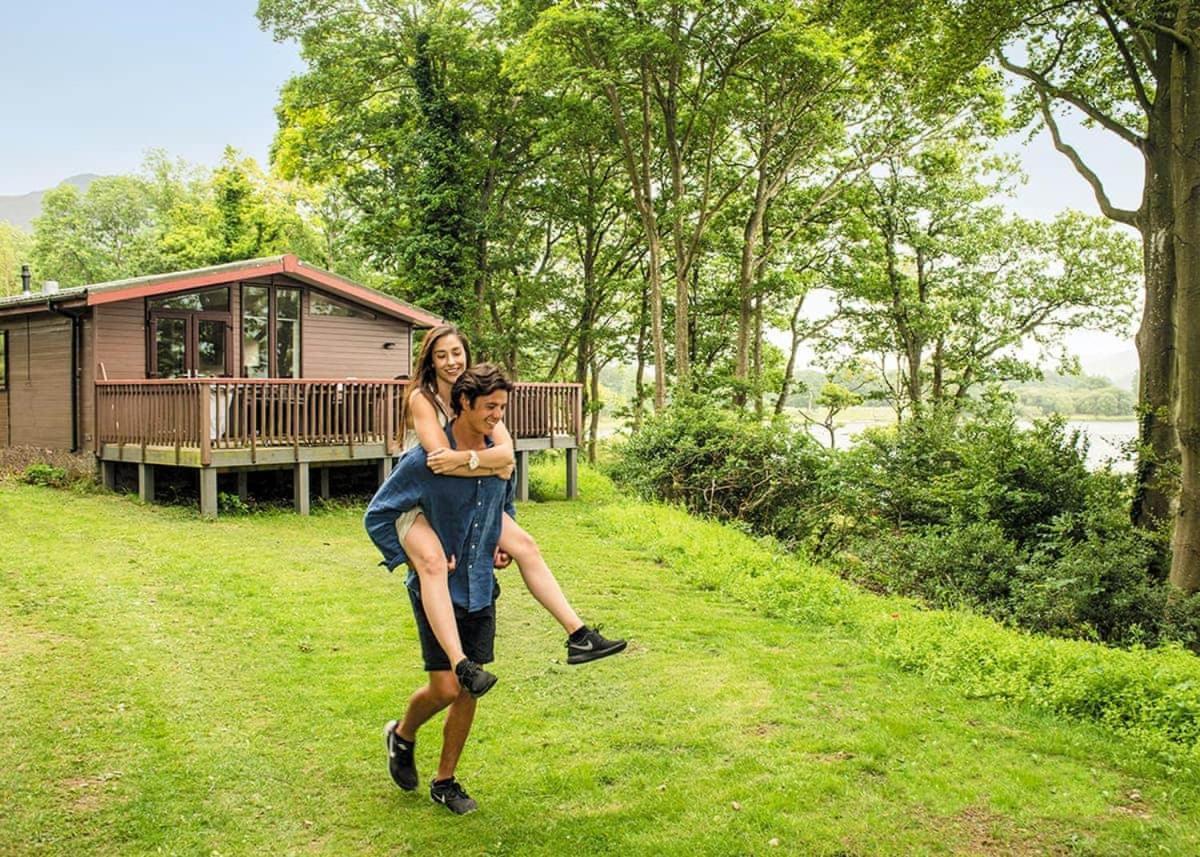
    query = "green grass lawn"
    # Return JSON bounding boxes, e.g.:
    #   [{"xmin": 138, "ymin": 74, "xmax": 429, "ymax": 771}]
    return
[{"xmin": 3, "ymin": 474, "xmax": 1199, "ymax": 856}]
